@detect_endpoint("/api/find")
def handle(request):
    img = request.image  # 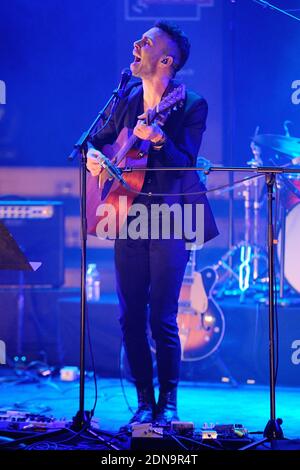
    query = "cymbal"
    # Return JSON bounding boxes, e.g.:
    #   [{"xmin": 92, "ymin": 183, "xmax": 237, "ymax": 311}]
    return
[{"xmin": 252, "ymin": 134, "xmax": 300, "ymax": 158}]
